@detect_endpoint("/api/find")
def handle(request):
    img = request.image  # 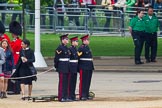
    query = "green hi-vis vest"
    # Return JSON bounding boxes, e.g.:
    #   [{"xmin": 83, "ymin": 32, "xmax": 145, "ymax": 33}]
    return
[
  {"xmin": 144, "ymin": 14, "xmax": 159, "ymax": 33},
  {"xmin": 129, "ymin": 16, "xmax": 145, "ymax": 31}
]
